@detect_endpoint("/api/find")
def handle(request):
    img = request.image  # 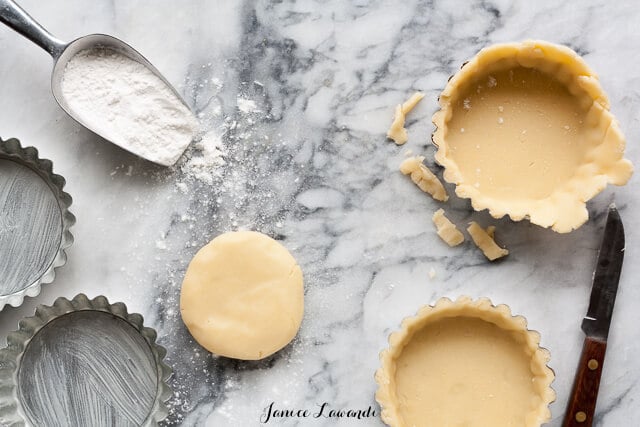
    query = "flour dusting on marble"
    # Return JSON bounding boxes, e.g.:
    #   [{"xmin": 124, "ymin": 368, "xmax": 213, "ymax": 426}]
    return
[
  {"xmin": 178, "ymin": 130, "xmax": 226, "ymax": 186},
  {"xmin": 237, "ymin": 97, "xmax": 260, "ymax": 114},
  {"xmin": 17, "ymin": 311, "xmax": 158, "ymax": 427}
]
